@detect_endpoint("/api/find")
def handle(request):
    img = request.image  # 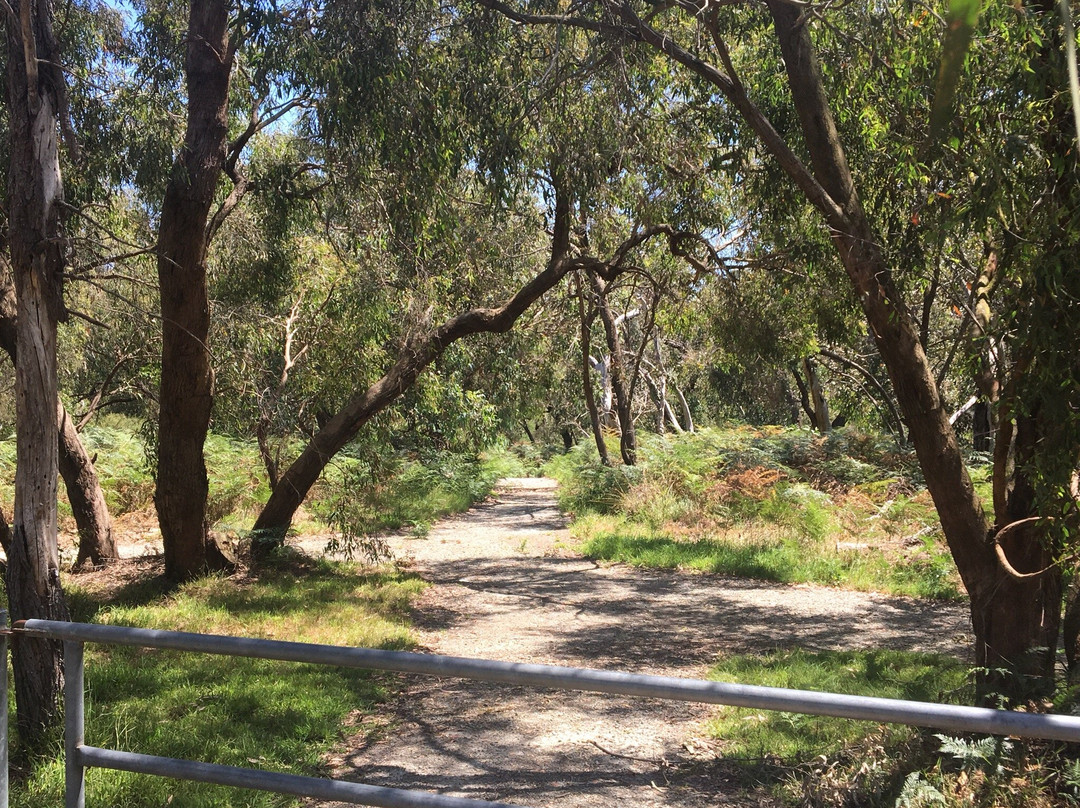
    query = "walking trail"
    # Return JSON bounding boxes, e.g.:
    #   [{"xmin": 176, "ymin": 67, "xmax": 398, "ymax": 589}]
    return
[{"xmin": 309, "ymin": 477, "xmax": 970, "ymax": 808}]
